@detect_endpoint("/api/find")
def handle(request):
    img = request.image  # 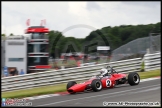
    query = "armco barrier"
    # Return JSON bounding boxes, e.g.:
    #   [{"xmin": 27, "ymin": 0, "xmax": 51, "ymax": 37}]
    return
[
  {"xmin": 2, "ymin": 58, "xmax": 142, "ymax": 92},
  {"xmin": 144, "ymin": 52, "xmax": 161, "ymax": 71},
  {"xmin": 80, "ymin": 62, "xmax": 96, "ymax": 67}
]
